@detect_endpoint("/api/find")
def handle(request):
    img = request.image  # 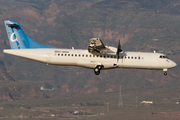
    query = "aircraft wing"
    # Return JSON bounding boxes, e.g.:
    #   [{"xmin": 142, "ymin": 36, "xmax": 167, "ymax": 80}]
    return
[
  {"xmin": 88, "ymin": 38, "xmax": 117, "ymax": 55},
  {"xmin": 88, "ymin": 38, "xmax": 106, "ymax": 53}
]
